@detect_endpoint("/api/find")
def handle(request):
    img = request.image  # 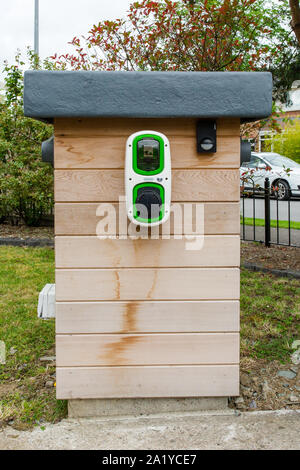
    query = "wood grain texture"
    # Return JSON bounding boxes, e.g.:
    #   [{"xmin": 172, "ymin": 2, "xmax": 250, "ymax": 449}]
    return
[
  {"xmin": 55, "ymin": 300, "xmax": 240, "ymax": 334},
  {"xmin": 55, "ymin": 235, "xmax": 240, "ymax": 268},
  {"xmin": 54, "ymin": 135, "xmax": 239, "ymax": 169},
  {"xmin": 56, "ymin": 333, "xmax": 239, "ymax": 367},
  {"xmin": 55, "ymin": 268, "xmax": 240, "ymax": 301},
  {"xmin": 54, "ymin": 117, "xmax": 240, "ymax": 137},
  {"xmin": 54, "ymin": 169, "xmax": 240, "ymax": 202},
  {"xmin": 53, "ymin": 116, "xmax": 241, "ymax": 400},
  {"xmin": 56, "ymin": 365, "xmax": 240, "ymax": 398},
  {"xmin": 55, "ymin": 202, "xmax": 240, "ymax": 236}
]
